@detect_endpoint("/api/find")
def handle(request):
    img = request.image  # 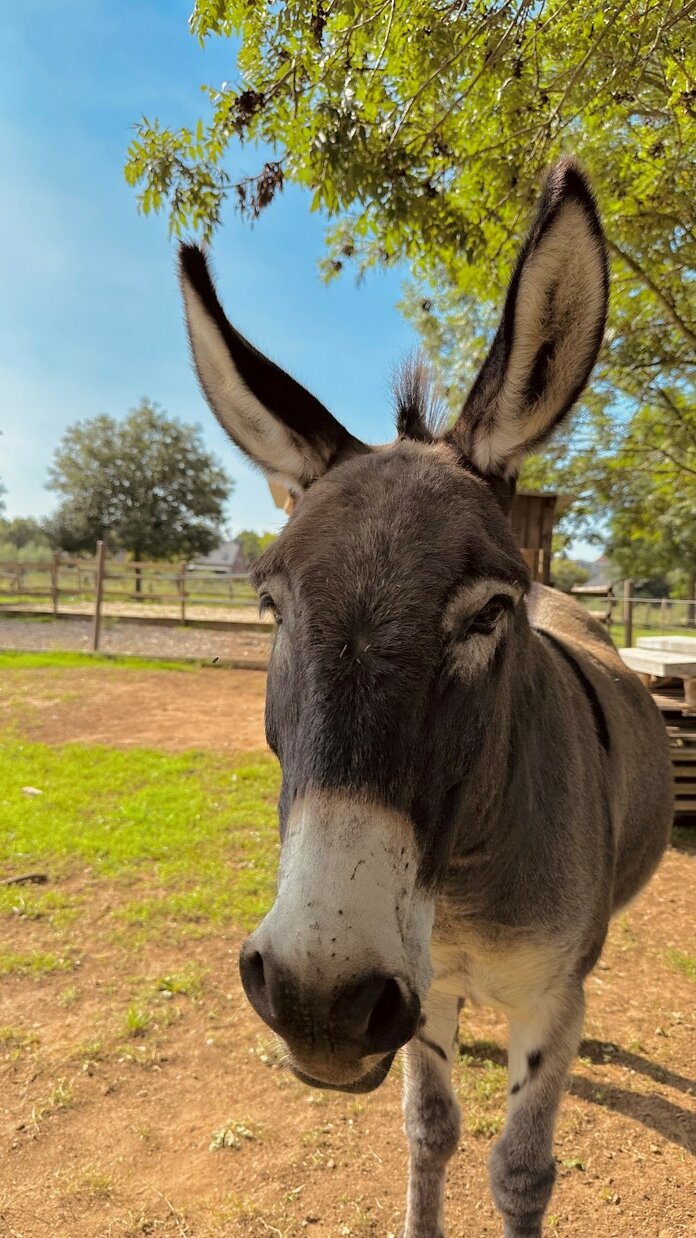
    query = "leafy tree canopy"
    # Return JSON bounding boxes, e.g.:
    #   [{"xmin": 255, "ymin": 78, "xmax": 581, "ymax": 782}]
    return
[
  {"xmin": 550, "ymin": 557, "xmax": 590, "ymax": 594},
  {"xmin": 236, "ymin": 529, "xmax": 278, "ymax": 565},
  {"xmin": 125, "ymin": 1, "xmax": 695, "ymax": 584},
  {"xmin": 45, "ymin": 400, "xmax": 233, "ymax": 562},
  {"xmin": 0, "ymin": 516, "xmax": 50, "ymax": 550},
  {"xmin": 597, "ymin": 394, "xmax": 696, "ymax": 595}
]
